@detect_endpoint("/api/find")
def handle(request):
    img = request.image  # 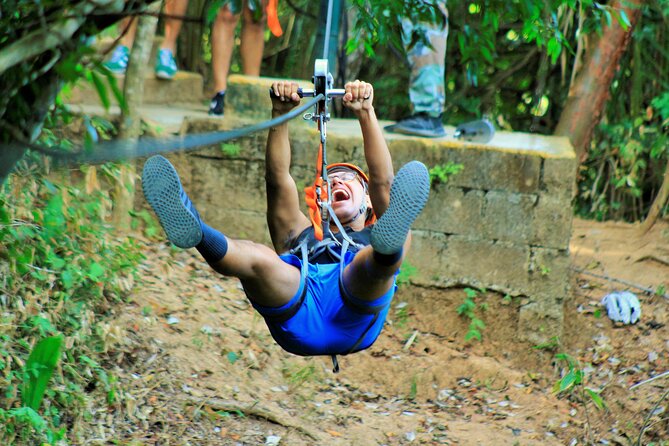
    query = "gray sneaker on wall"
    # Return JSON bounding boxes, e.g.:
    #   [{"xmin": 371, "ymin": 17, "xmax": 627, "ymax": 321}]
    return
[{"xmin": 385, "ymin": 113, "xmax": 446, "ymax": 138}]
